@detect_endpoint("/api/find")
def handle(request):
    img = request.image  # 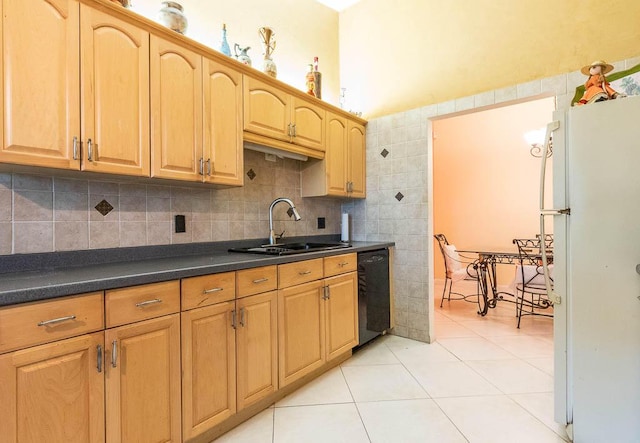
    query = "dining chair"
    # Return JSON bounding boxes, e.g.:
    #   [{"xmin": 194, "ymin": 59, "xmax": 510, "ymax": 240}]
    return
[
  {"xmin": 434, "ymin": 234, "xmax": 479, "ymax": 308},
  {"xmin": 512, "ymin": 237, "xmax": 554, "ymax": 328}
]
